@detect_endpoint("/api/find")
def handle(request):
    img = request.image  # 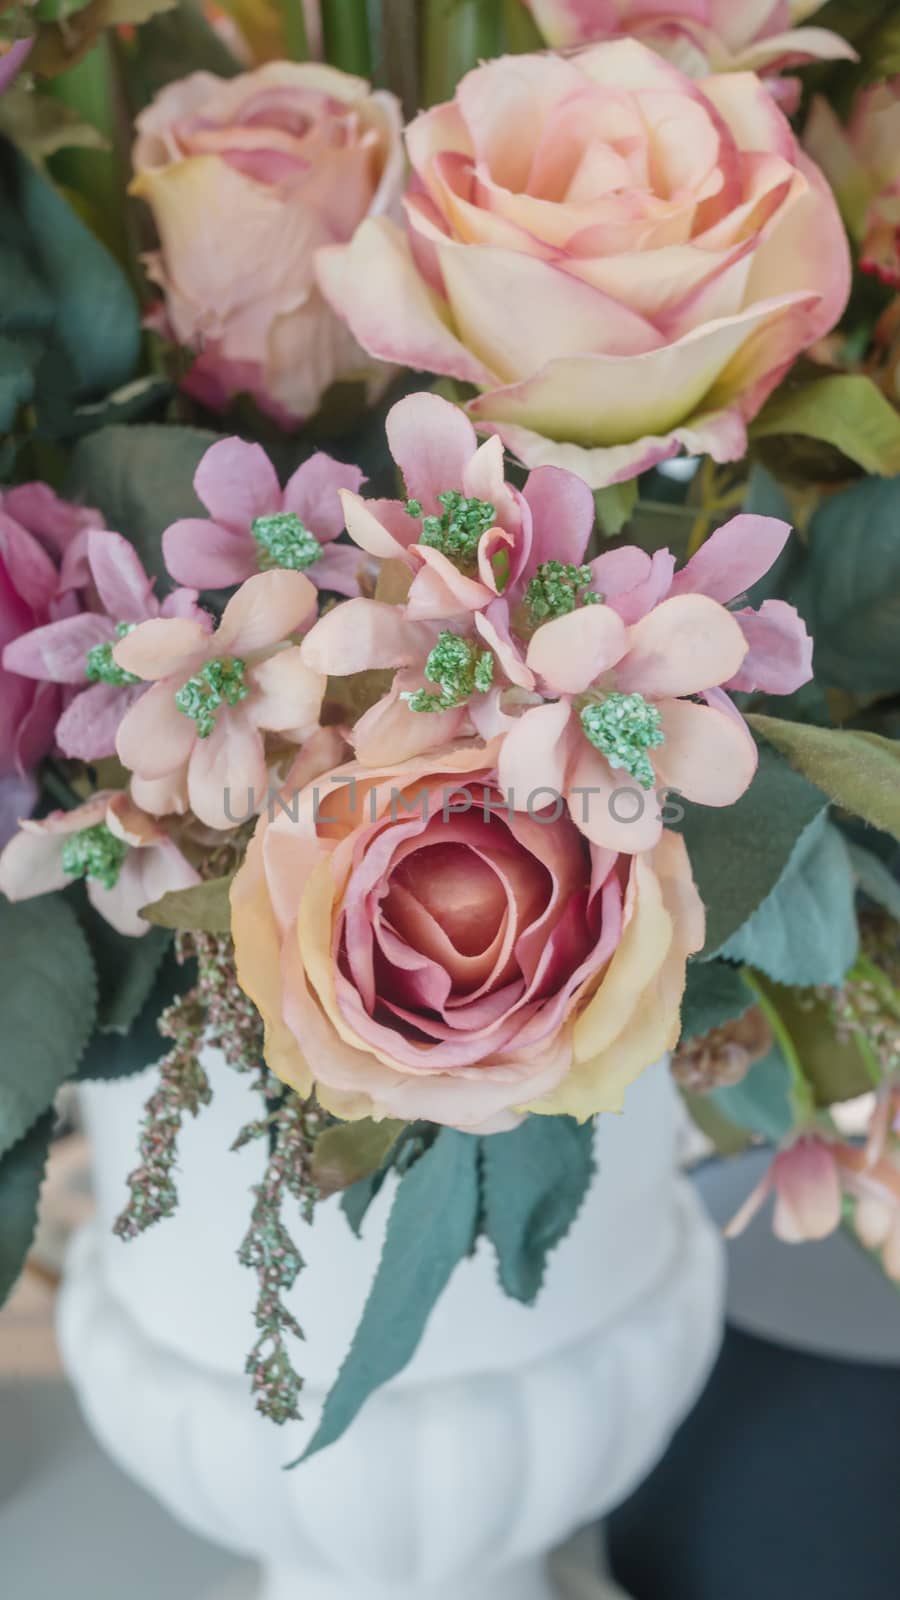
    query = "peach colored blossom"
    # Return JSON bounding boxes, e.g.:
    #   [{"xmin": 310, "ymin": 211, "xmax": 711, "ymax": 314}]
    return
[
  {"xmin": 112, "ymin": 571, "xmax": 324, "ymax": 830},
  {"xmin": 132, "ymin": 62, "xmax": 403, "ymax": 426},
  {"xmin": 726, "ymin": 1134, "xmax": 844, "ymax": 1243},
  {"xmin": 230, "ymin": 741, "xmax": 704, "ymax": 1130},
  {"xmin": 317, "ymin": 42, "xmax": 850, "ymax": 487},
  {"xmin": 0, "ymin": 790, "xmax": 199, "ymax": 937}
]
